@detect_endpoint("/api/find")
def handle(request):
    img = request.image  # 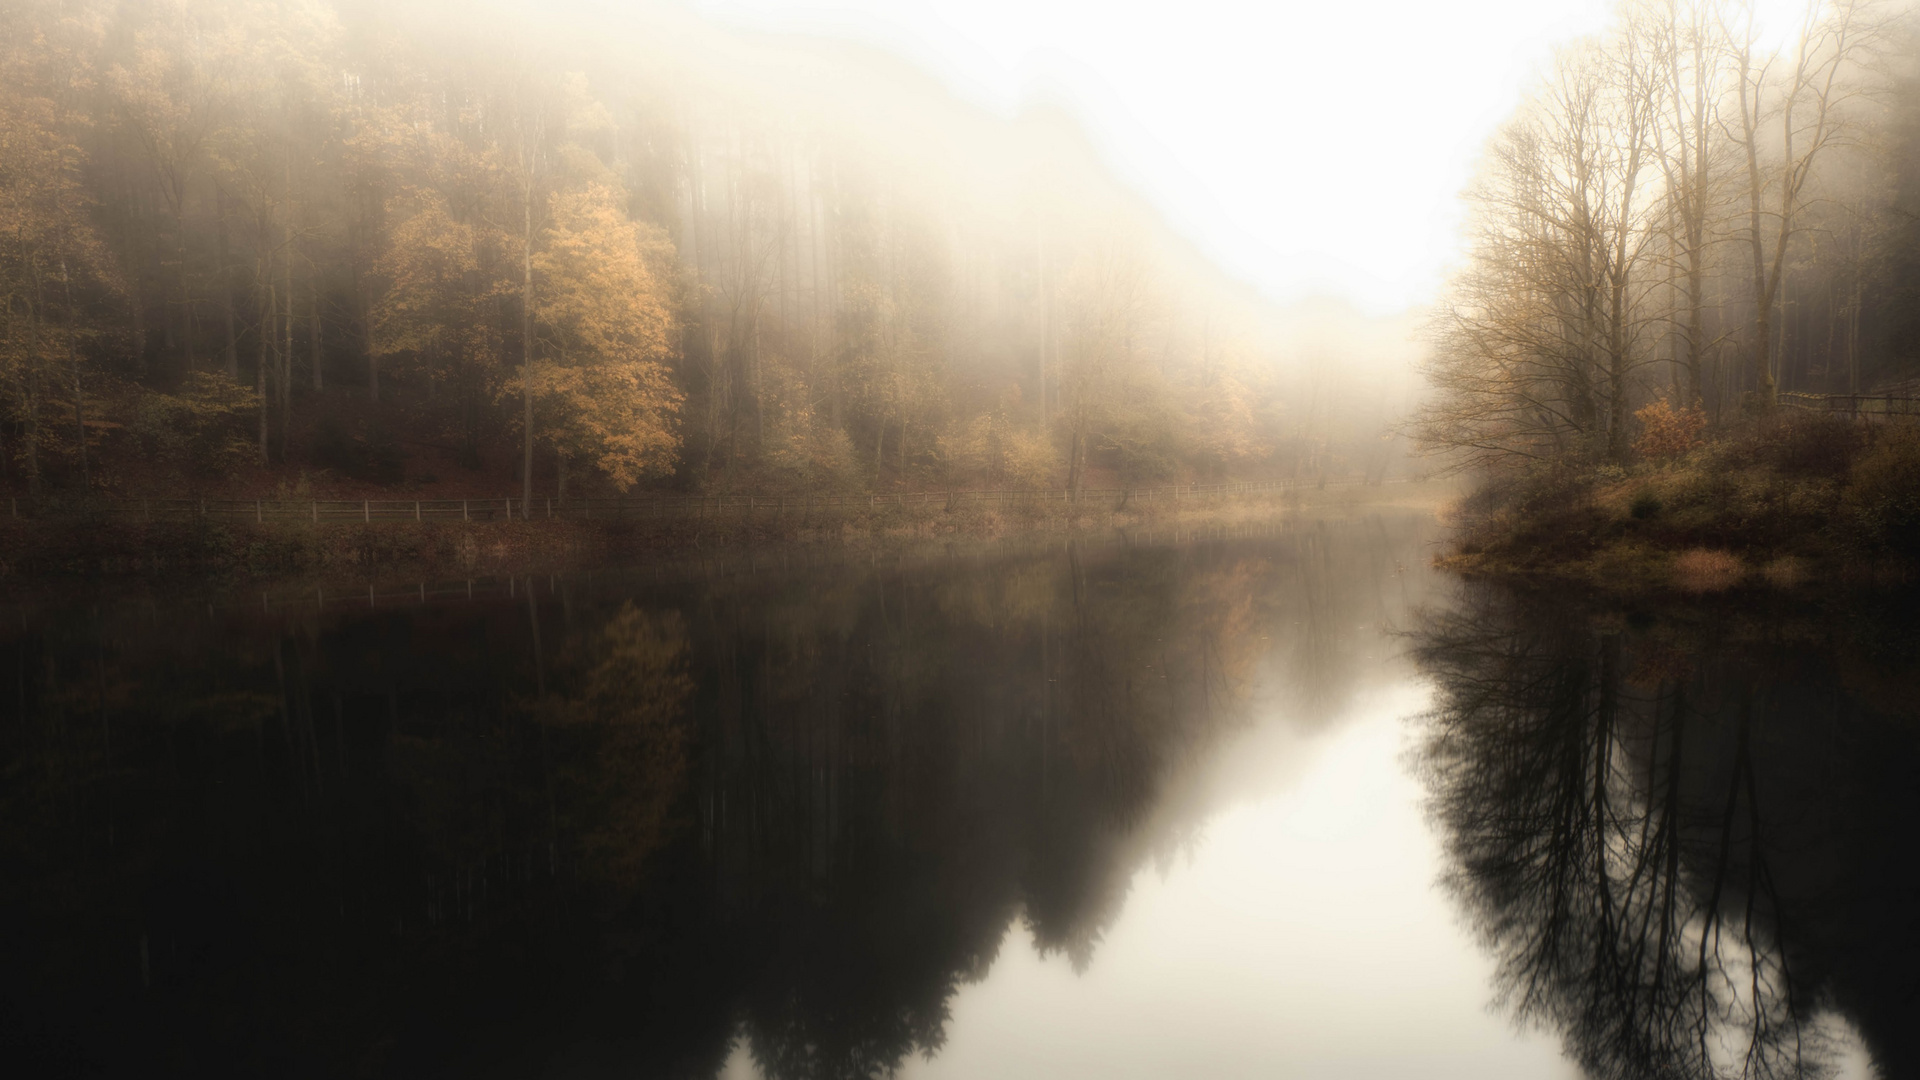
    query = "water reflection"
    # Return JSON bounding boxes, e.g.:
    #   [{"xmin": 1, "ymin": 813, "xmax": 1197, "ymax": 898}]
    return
[
  {"xmin": 1410, "ymin": 585, "xmax": 1920, "ymax": 1080},
  {"xmin": 0, "ymin": 517, "xmax": 1434, "ymax": 1078}
]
